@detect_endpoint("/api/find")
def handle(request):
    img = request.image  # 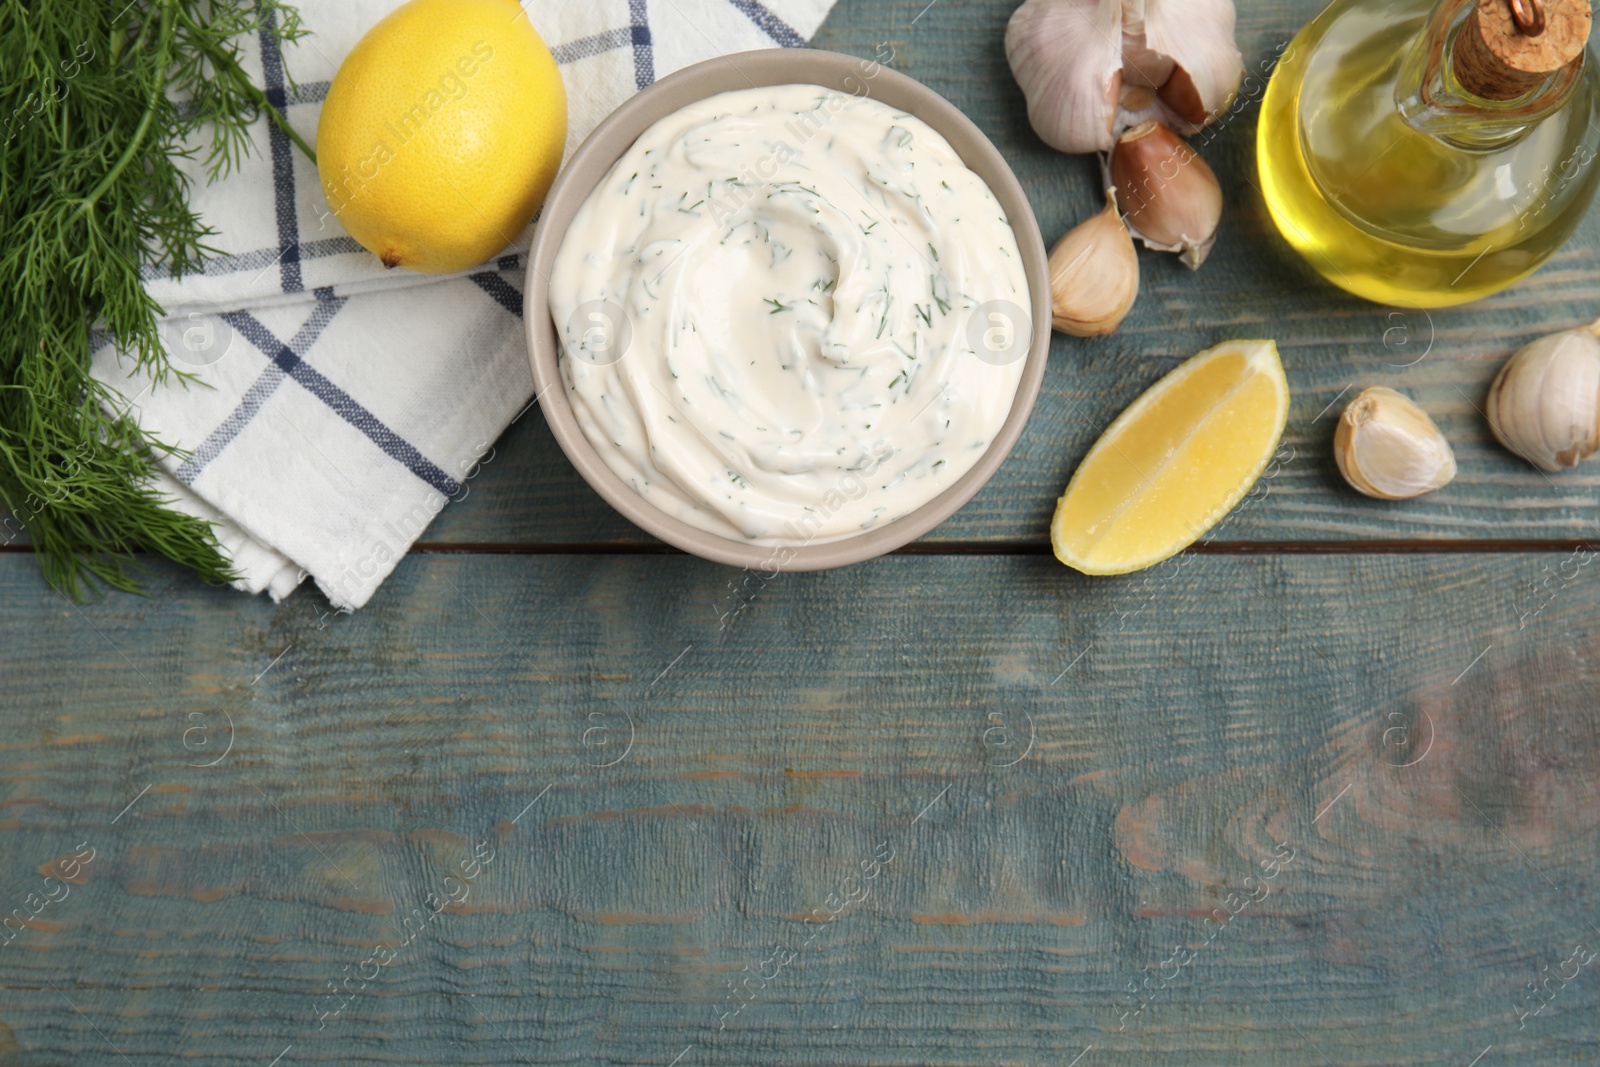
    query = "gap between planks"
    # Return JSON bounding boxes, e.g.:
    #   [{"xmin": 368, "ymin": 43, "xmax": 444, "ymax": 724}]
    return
[
  {"xmin": 3, "ymin": 540, "xmax": 1590, "ymax": 559},
  {"xmin": 375, "ymin": 538, "xmax": 1600, "ymax": 556}
]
